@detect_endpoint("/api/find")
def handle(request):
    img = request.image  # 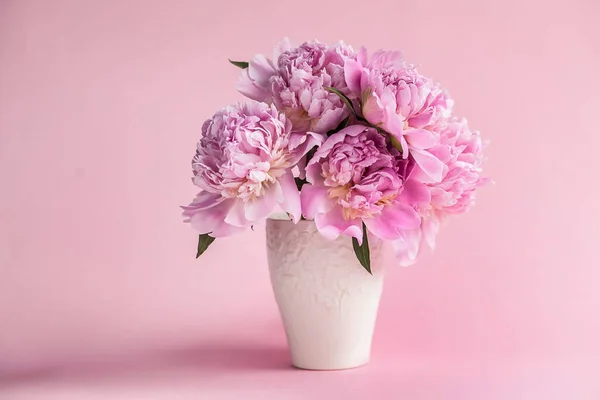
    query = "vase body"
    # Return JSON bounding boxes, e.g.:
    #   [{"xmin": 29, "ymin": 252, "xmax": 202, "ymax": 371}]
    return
[{"xmin": 266, "ymin": 218, "xmax": 385, "ymax": 370}]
